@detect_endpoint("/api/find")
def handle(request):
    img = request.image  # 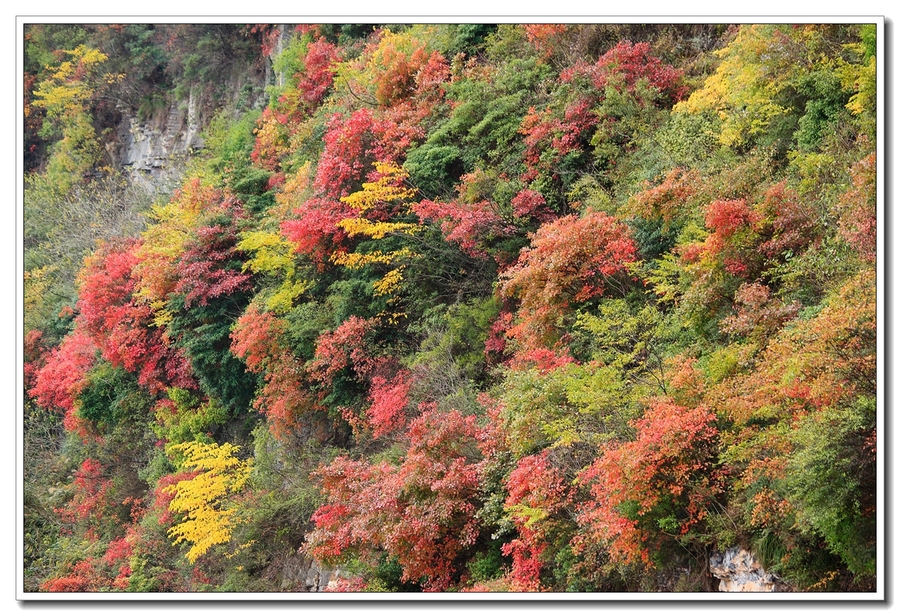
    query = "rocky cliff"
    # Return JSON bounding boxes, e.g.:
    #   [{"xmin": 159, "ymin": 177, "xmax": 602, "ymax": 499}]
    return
[{"xmin": 106, "ymin": 58, "xmax": 270, "ymax": 190}]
